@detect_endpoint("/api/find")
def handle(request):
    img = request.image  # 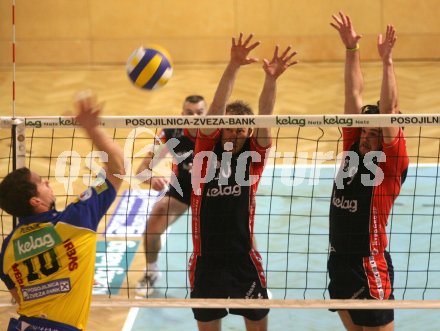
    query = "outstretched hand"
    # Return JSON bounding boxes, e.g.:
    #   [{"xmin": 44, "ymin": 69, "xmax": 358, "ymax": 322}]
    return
[
  {"xmin": 263, "ymin": 45, "xmax": 298, "ymax": 79},
  {"xmin": 74, "ymin": 90, "xmax": 104, "ymax": 130},
  {"xmin": 230, "ymin": 33, "xmax": 260, "ymax": 66},
  {"xmin": 378, "ymin": 25, "xmax": 397, "ymax": 63},
  {"xmin": 330, "ymin": 11, "xmax": 361, "ymax": 49}
]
